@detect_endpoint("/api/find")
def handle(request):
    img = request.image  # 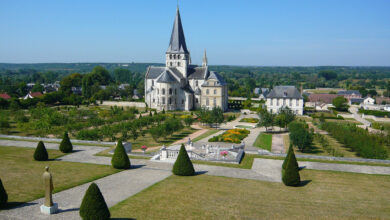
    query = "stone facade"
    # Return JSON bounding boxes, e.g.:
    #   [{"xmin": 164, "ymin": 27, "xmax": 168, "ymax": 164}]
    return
[
  {"xmin": 145, "ymin": 8, "xmax": 228, "ymax": 111},
  {"xmin": 265, "ymin": 86, "xmax": 304, "ymax": 115}
]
